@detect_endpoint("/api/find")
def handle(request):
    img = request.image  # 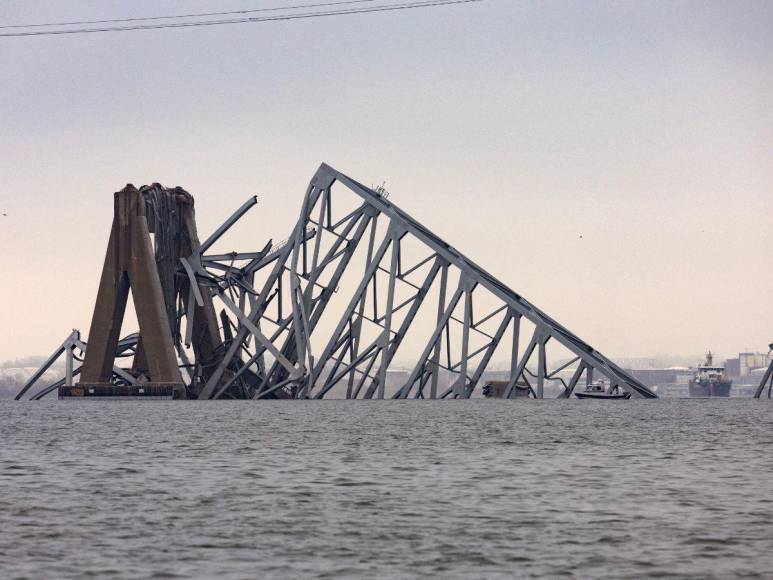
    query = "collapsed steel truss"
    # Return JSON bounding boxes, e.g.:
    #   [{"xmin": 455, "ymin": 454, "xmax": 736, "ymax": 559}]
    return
[
  {"xmin": 14, "ymin": 331, "xmax": 140, "ymax": 400},
  {"xmin": 16, "ymin": 163, "xmax": 657, "ymax": 400},
  {"xmin": 753, "ymin": 346, "xmax": 773, "ymax": 399}
]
